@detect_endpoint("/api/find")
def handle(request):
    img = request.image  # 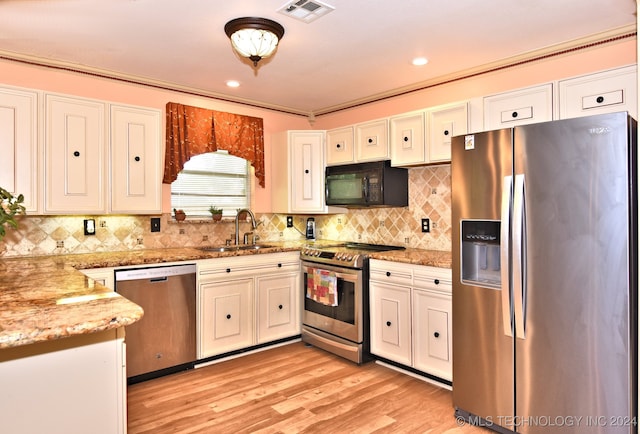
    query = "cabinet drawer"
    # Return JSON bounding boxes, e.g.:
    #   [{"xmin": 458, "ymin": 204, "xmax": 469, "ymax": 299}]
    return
[
  {"xmin": 198, "ymin": 253, "xmax": 299, "ymax": 280},
  {"xmin": 370, "ymin": 259, "xmax": 412, "ymax": 286},
  {"xmin": 413, "ymin": 266, "xmax": 452, "ymax": 294}
]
